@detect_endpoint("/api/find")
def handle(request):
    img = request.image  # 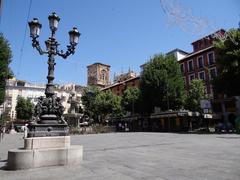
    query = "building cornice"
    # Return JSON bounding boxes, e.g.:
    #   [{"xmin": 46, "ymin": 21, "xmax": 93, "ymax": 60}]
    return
[
  {"xmin": 101, "ymin": 76, "xmax": 140, "ymax": 90},
  {"xmin": 179, "ymin": 45, "xmax": 214, "ymax": 62},
  {"xmin": 87, "ymin": 62, "xmax": 110, "ymax": 68}
]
